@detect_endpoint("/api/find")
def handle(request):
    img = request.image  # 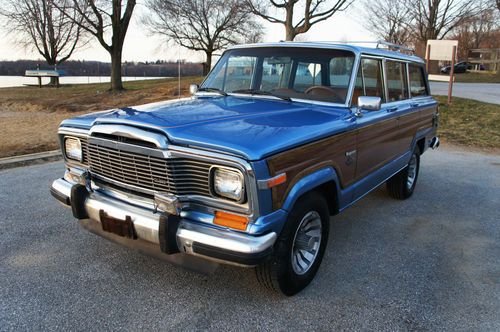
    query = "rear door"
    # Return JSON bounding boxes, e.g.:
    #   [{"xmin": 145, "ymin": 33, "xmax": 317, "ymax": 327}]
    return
[{"xmin": 396, "ymin": 63, "xmax": 437, "ymax": 152}]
